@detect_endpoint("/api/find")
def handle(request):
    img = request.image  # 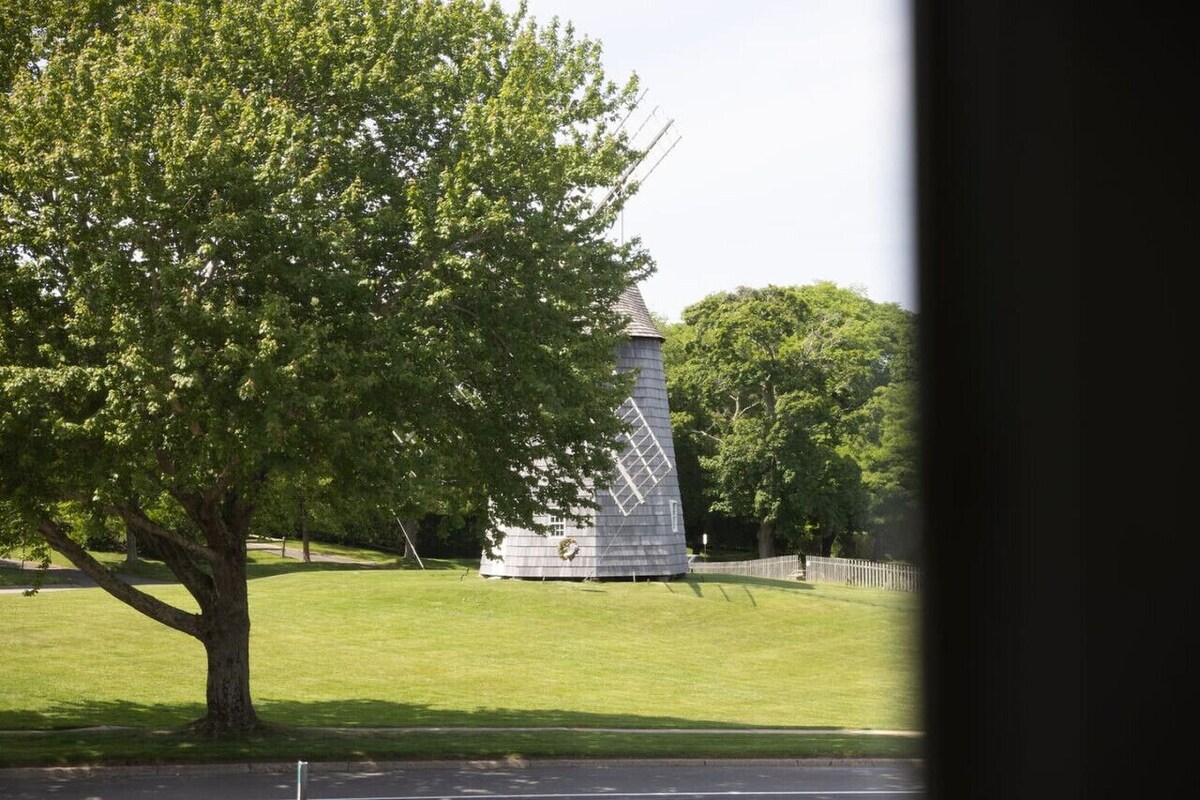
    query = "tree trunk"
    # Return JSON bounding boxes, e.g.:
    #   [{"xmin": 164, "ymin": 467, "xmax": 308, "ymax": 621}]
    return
[
  {"xmin": 124, "ymin": 524, "xmax": 139, "ymax": 567},
  {"xmin": 188, "ymin": 497, "xmax": 259, "ymax": 736},
  {"xmin": 40, "ymin": 498, "xmax": 262, "ymax": 737},
  {"xmin": 199, "ymin": 622, "xmax": 255, "ymax": 734},
  {"xmin": 399, "ymin": 516, "xmax": 420, "ymax": 560},
  {"xmin": 194, "ymin": 544, "xmax": 258, "ymax": 735},
  {"xmin": 297, "ymin": 493, "xmax": 310, "ymax": 563},
  {"xmin": 757, "ymin": 519, "xmax": 776, "ymax": 558}
]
